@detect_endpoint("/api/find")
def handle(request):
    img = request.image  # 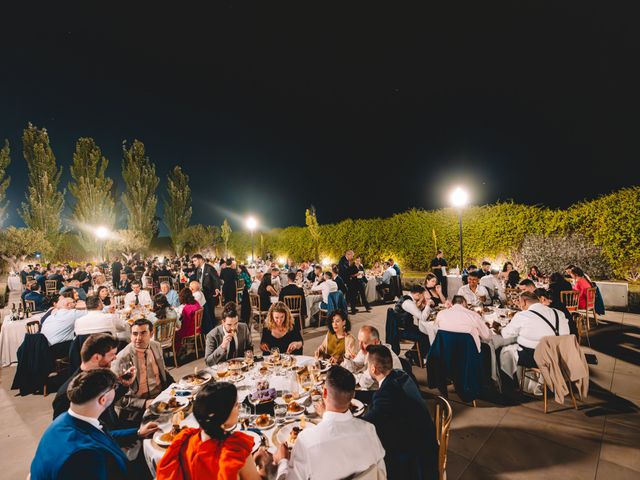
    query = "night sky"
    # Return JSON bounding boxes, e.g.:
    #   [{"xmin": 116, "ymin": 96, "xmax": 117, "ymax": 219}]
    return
[{"xmin": 1, "ymin": 2, "xmax": 638, "ymax": 233}]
